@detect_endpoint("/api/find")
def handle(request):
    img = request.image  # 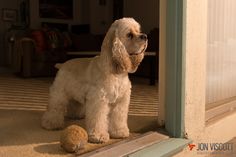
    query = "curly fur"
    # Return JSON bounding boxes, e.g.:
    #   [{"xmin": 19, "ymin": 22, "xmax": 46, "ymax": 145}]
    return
[{"xmin": 41, "ymin": 17, "xmax": 147, "ymax": 143}]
